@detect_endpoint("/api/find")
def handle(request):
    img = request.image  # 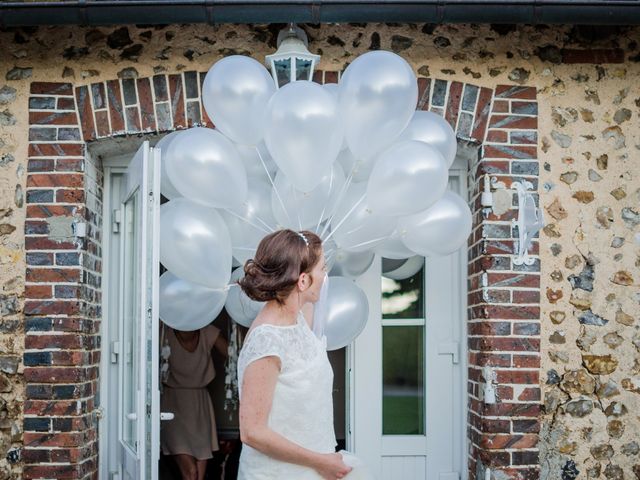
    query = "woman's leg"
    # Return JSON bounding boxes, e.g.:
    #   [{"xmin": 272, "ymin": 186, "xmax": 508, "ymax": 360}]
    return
[
  {"xmin": 173, "ymin": 454, "xmax": 198, "ymax": 480},
  {"xmin": 196, "ymin": 459, "xmax": 208, "ymax": 480}
]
